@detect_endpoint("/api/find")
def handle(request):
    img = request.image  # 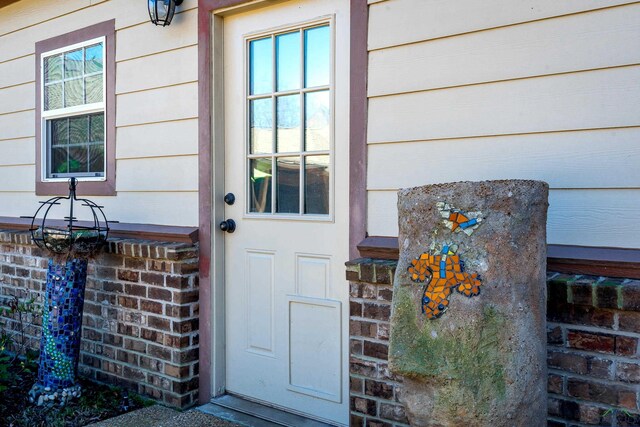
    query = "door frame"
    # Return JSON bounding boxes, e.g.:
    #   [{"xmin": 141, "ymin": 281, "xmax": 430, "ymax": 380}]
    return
[{"xmin": 196, "ymin": 0, "xmax": 368, "ymax": 404}]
